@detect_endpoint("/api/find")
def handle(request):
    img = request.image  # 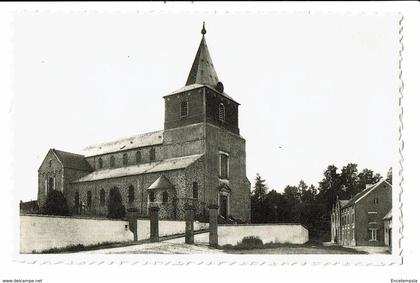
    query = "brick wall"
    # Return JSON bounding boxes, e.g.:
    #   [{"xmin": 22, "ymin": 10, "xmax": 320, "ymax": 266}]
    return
[
  {"xmin": 205, "ymin": 88, "xmax": 239, "ymax": 135},
  {"xmin": 355, "ymin": 182, "xmax": 392, "ymax": 246}
]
